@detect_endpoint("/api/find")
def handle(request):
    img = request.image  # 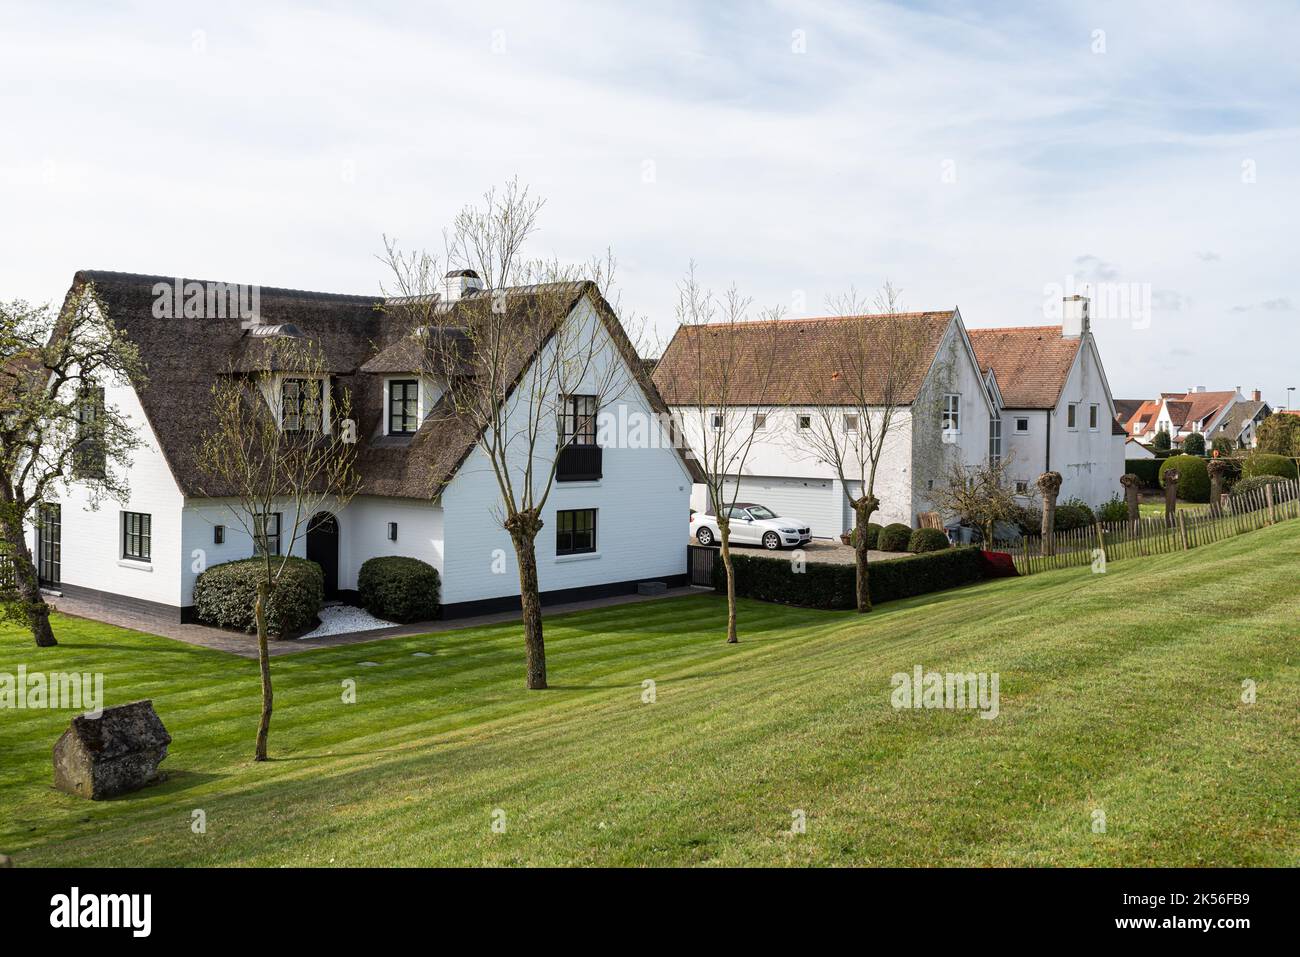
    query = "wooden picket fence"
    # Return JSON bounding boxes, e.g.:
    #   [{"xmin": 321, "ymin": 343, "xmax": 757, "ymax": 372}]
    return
[{"xmin": 1013, "ymin": 478, "xmax": 1300, "ymax": 575}]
